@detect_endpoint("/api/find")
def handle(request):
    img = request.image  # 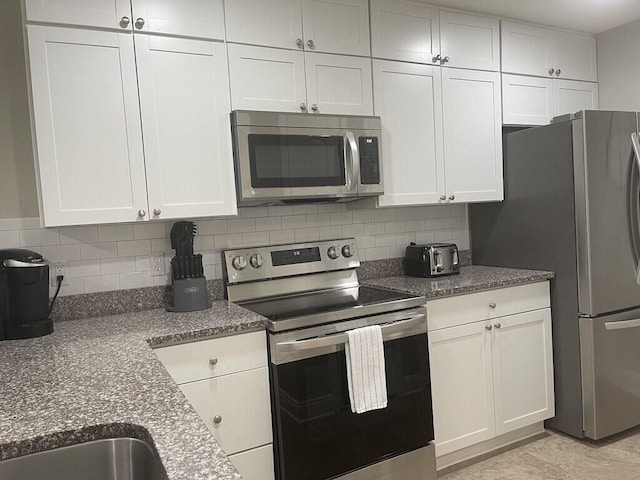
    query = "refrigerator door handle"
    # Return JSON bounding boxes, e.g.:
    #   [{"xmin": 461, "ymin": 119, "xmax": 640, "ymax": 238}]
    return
[
  {"xmin": 631, "ymin": 132, "xmax": 640, "ymax": 170},
  {"xmin": 604, "ymin": 318, "xmax": 640, "ymax": 330},
  {"xmin": 630, "ymin": 132, "xmax": 640, "ymax": 285}
]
